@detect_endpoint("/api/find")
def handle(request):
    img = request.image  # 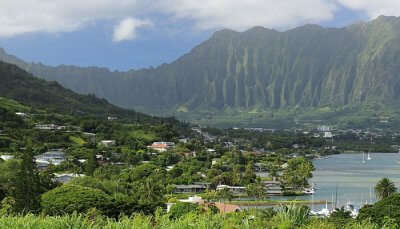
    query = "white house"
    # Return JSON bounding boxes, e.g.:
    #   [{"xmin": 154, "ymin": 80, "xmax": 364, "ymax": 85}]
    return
[
  {"xmin": 99, "ymin": 140, "xmax": 116, "ymax": 147},
  {"xmin": 35, "ymin": 151, "xmax": 65, "ymax": 166}
]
